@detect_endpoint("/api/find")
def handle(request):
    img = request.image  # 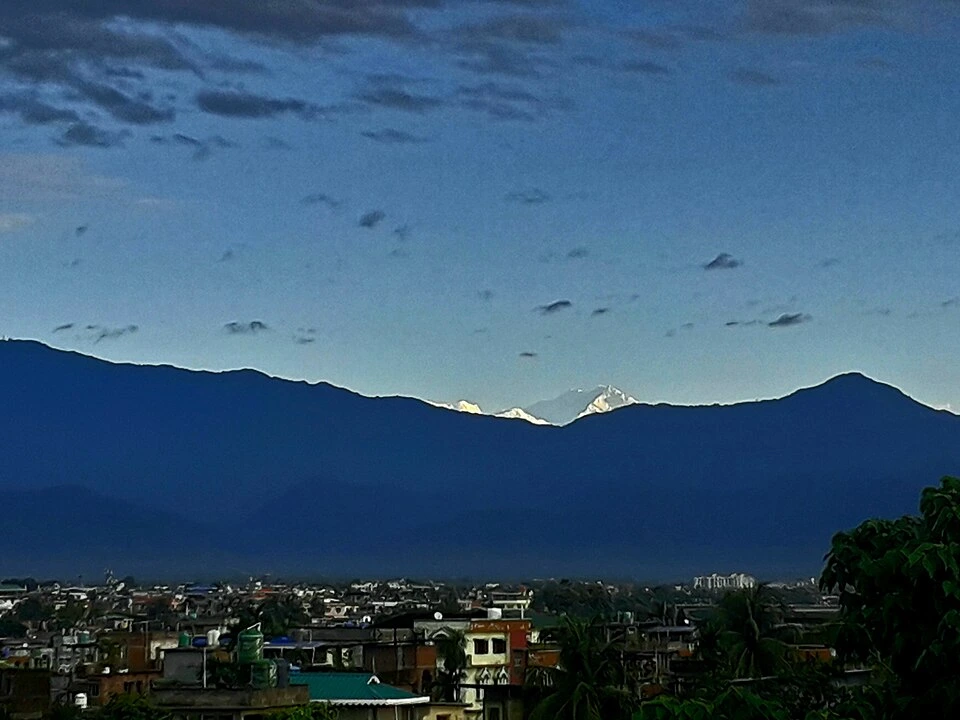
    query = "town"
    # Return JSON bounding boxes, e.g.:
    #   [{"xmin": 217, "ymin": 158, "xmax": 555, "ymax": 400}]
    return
[{"xmin": 1, "ymin": 570, "xmax": 832, "ymax": 720}]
